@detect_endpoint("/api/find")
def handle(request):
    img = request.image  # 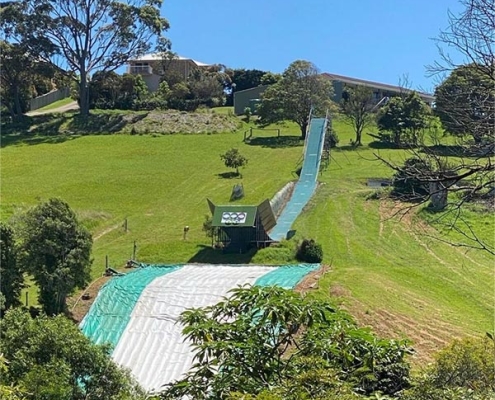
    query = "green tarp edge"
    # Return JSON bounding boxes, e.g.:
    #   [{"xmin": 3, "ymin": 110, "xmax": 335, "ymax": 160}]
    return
[
  {"xmin": 80, "ymin": 265, "xmax": 182, "ymax": 349},
  {"xmin": 254, "ymin": 263, "xmax": 320, "ymax": 288}
]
